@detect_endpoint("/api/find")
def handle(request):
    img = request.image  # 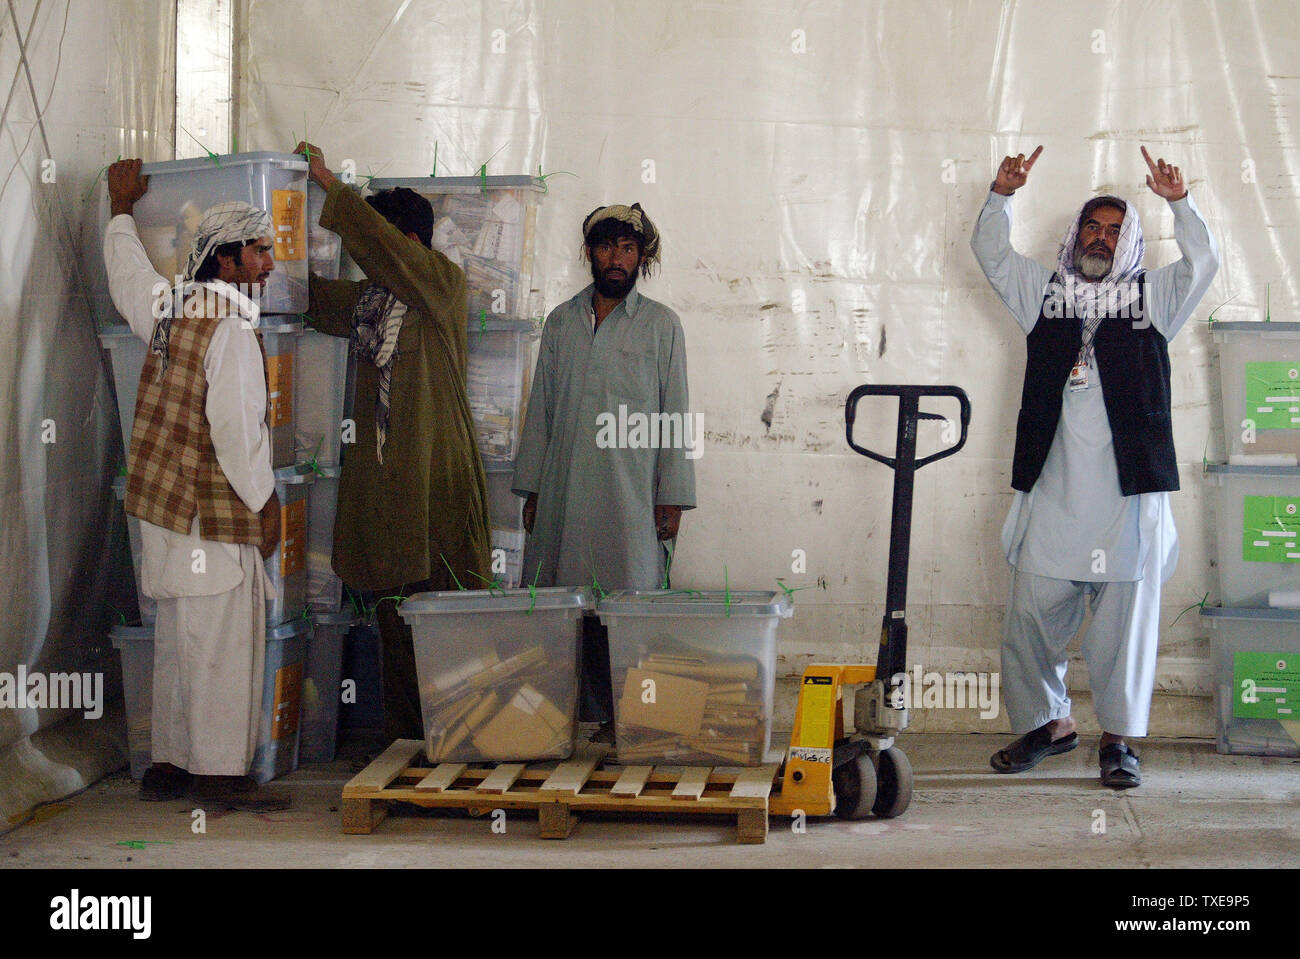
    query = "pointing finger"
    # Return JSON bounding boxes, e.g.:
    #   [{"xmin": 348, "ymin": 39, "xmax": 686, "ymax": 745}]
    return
[{"xmin": 1024, "ymin": 144, "xmax": 1044, "ymax": 168}]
